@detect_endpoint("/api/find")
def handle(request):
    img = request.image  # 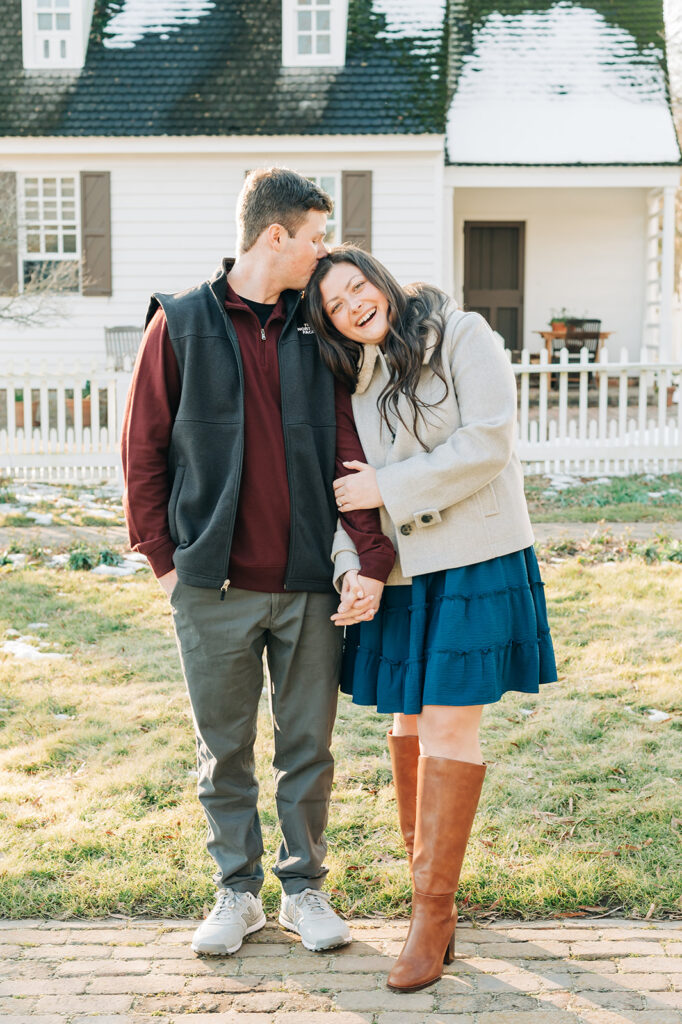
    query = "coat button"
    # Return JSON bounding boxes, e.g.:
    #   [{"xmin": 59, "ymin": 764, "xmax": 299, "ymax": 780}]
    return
[
  {"xmin": 400, "ymin": 524, "xmax": 412, "ymax": 536},
  {"xmin": 421, "ymin": 514, "xmax": 433, "ymax": 524}
]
